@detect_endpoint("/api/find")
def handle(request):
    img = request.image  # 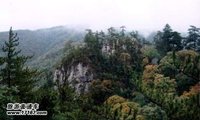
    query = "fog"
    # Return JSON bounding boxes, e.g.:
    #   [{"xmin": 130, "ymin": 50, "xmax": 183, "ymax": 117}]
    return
[{"xmin": 0, "ymin": 0, "xmax": 200, "ymax": 34}]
